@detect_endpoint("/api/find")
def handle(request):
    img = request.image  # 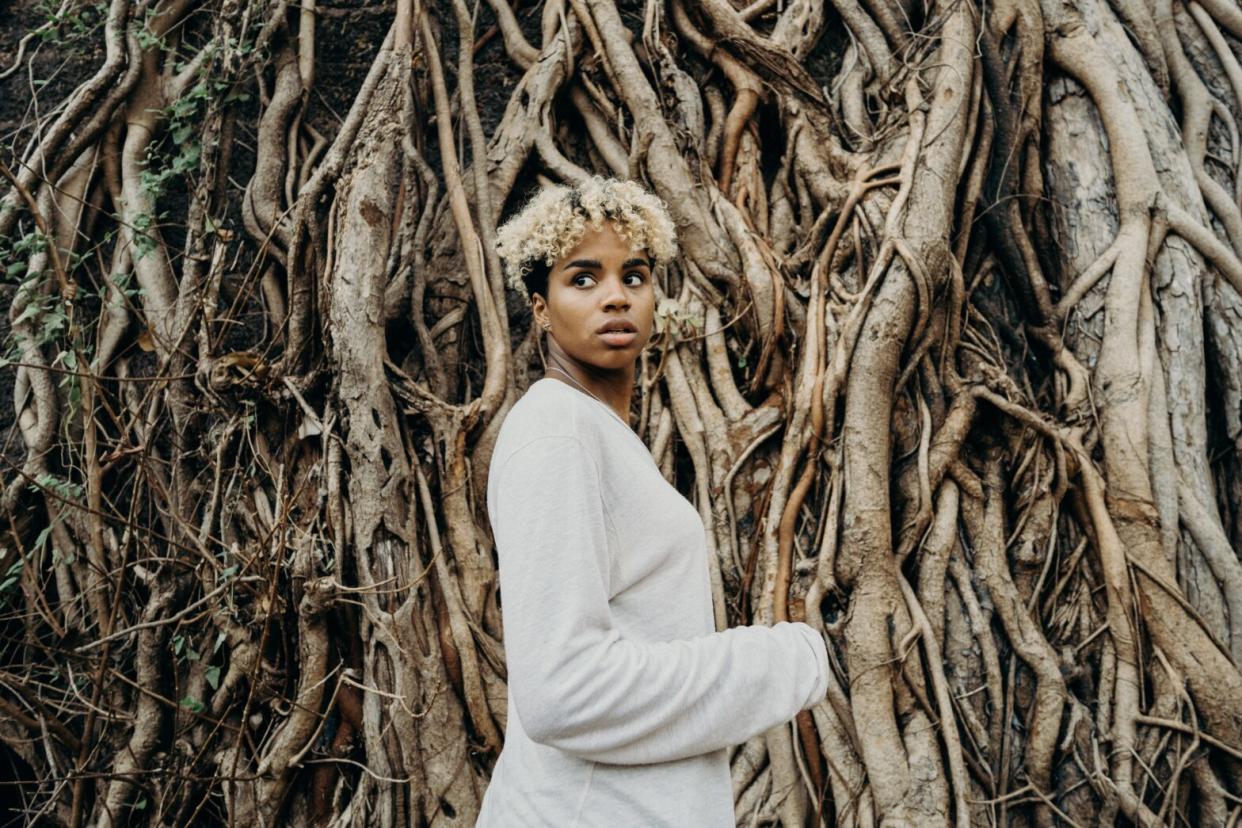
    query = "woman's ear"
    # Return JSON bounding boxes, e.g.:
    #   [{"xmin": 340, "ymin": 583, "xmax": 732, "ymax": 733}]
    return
[{"xmin": 531, "ymin": 295, "xmax": 548, "ymax": 328}]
